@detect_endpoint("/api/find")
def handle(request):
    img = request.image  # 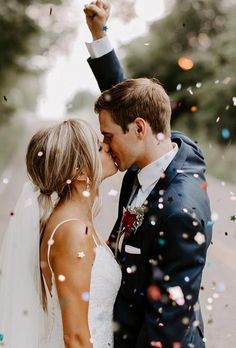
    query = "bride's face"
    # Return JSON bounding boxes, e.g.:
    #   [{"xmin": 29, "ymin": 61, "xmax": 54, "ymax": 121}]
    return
[{"xmin": 98, "ymin": 141, "xmax": 118, "ymax": 180}]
